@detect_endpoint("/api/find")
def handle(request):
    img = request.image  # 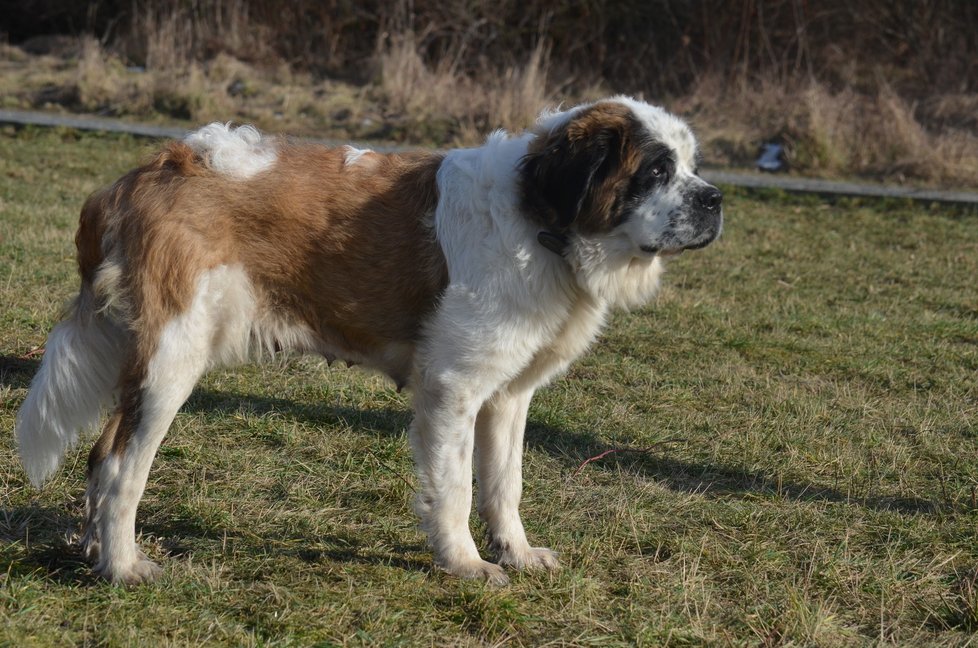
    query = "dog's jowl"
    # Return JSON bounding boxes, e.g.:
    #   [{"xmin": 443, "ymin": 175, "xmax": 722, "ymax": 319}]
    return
[{"xmin": 15, "ymin": 97, "xmax": 722, "ymax": 585}]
